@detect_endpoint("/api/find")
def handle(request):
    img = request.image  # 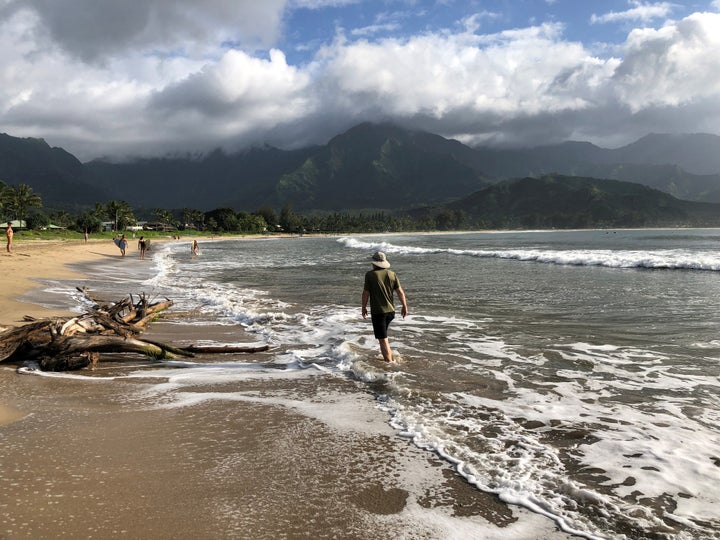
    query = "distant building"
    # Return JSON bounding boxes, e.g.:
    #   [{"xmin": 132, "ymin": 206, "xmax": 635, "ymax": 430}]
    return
[
  {"xmin": 4, "ymin": 220, "xmax": 26, "ymax": 228},
  {"xmin": 100, "ymin": 221, "xmax": 153, "ymax": 232},
  {"xmin": 143, "ymin": 222, "xmax": 173, "ymax": 231}
]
